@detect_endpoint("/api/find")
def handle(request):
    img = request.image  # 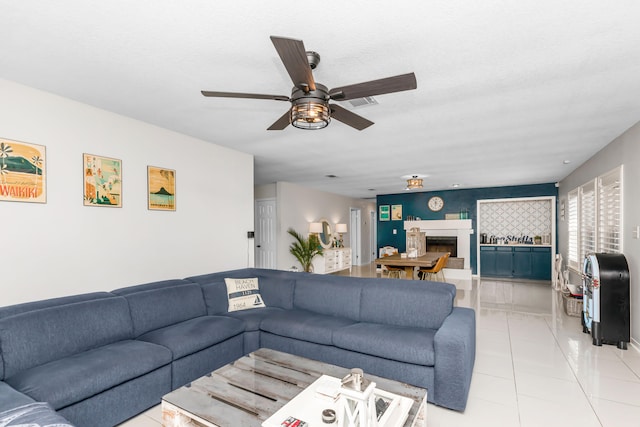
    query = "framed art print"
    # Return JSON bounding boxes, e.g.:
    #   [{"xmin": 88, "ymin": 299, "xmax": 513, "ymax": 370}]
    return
[
  {"xmin": 0, "ymin": 137, "xmax": 46, "ymax": 203},
  {"xmin": 147, "ymin": 166, "xmax": 176, "ymax": 211},
  {"xmin": 379, "ymin": 205, "xmax": 390, "ymax": 221},
  {"xmin": 392, "ymin": 204, "xmax": 403, "ymax": 220},
  {"xmin": 83, "ymin": 153, "xmax": 122, "ymax": 207}
]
